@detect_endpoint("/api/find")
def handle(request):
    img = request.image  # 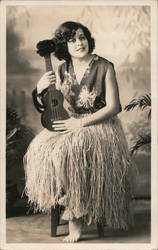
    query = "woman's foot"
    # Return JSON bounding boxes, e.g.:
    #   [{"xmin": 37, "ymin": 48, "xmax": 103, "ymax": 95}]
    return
[{"xmin": 63, "ymin": 218, "xmax": 82, "ymax": 243}]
